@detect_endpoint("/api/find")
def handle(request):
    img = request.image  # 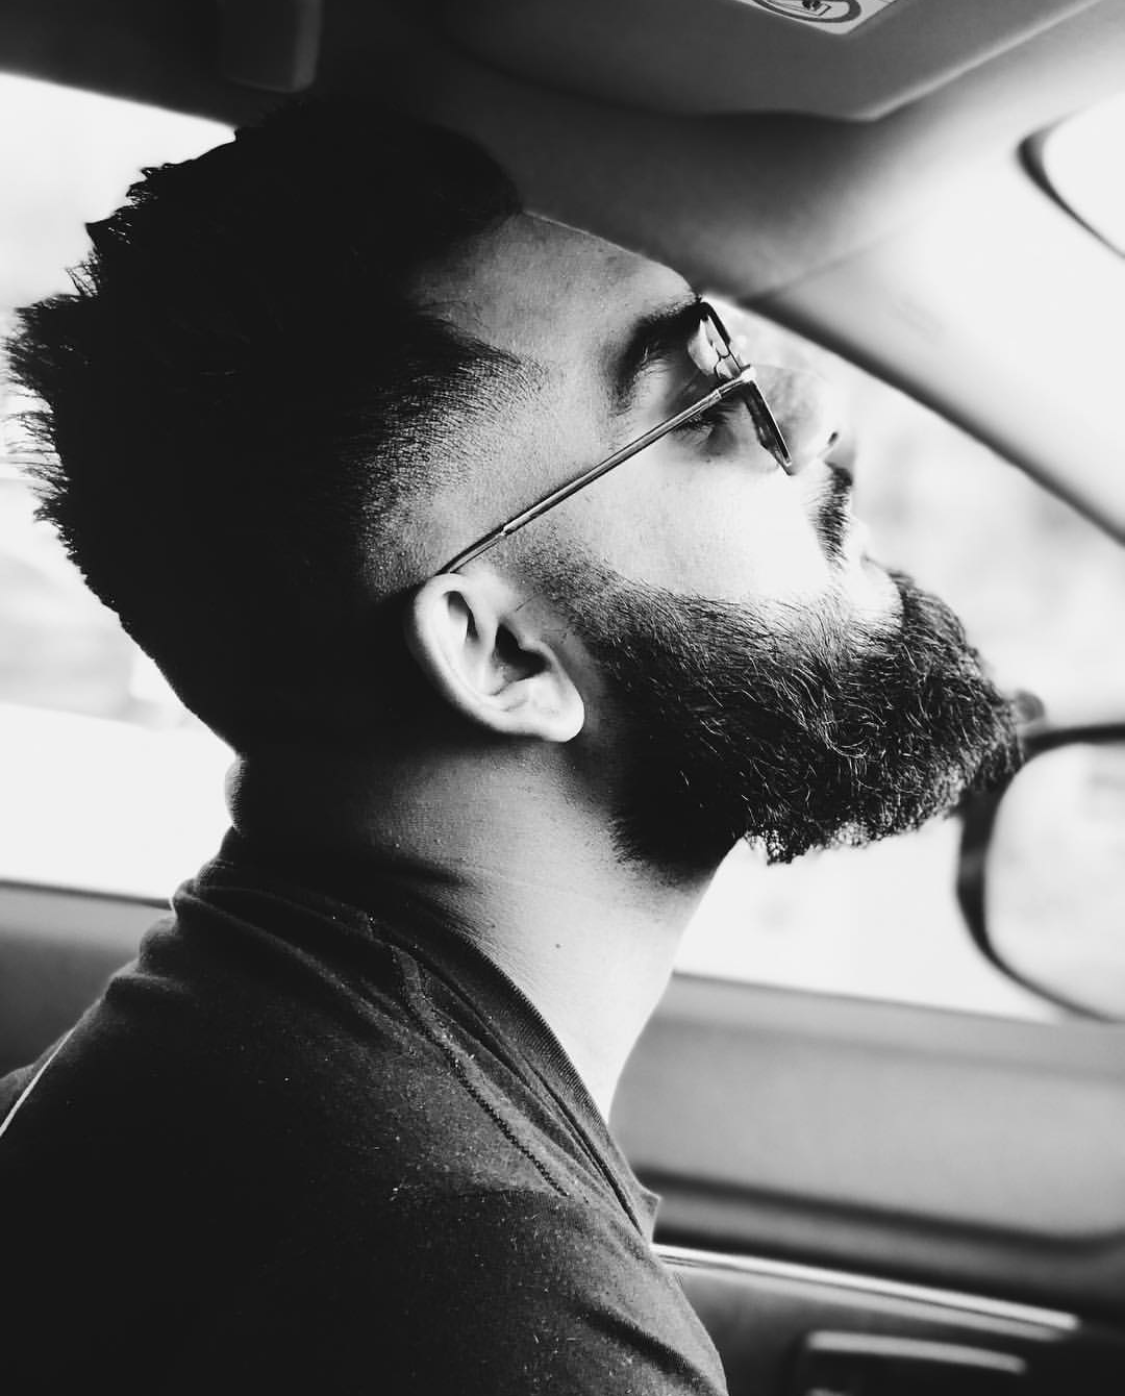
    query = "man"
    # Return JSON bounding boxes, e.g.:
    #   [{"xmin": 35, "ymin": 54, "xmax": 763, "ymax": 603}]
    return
[{"xmin": 0, "ymin": 100, "xmax": 1018, "ymax": 1392}]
